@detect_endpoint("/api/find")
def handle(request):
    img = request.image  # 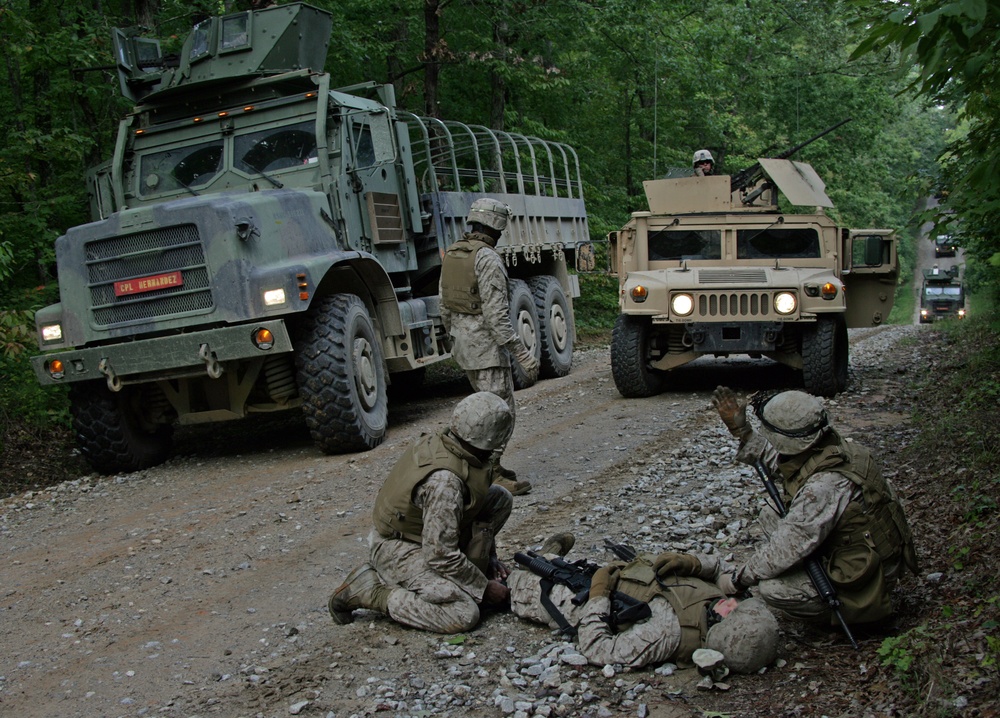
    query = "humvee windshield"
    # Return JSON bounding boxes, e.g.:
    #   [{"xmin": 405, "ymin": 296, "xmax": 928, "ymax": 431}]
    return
[
  {"xmin": 737, "ymin": 227, "xmax": 820, "ymax": 259},
  {"xmin": 648, "ymin": 229, "xmax": 721, "ymax": 261}
]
